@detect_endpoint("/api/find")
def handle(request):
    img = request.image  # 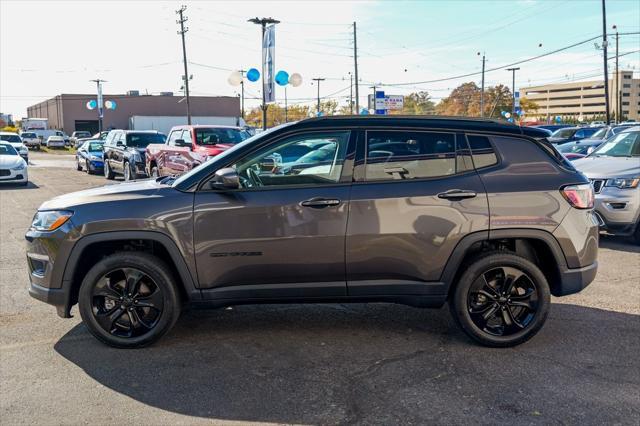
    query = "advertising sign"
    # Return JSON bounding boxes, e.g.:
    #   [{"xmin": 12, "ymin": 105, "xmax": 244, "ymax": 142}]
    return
[{"xmin": 262, "ymin": 25, "xmax": 276, "ymax": 103}]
